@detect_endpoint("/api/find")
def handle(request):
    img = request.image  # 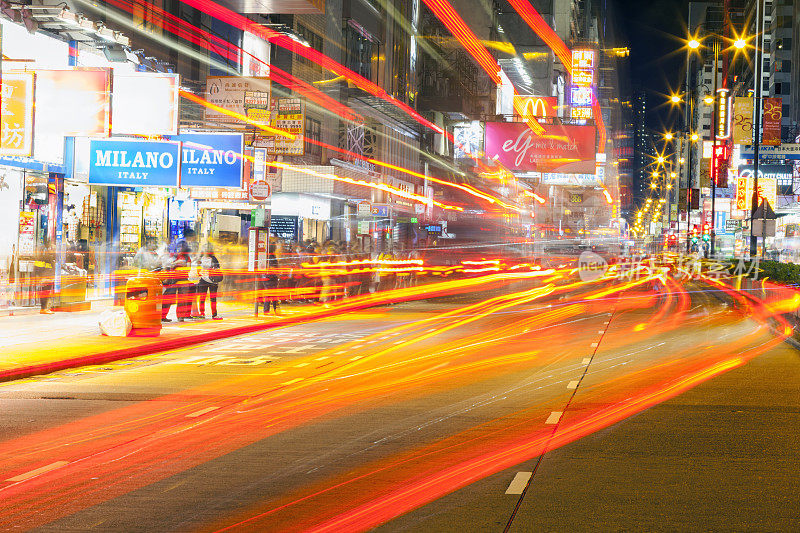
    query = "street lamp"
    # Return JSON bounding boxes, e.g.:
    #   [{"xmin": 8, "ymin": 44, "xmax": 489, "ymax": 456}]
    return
[
  {"xmin": 670, "ymin": 94, "xmax": 682, "ymax": 104},
  {"xmin": 703, "ymin": 95, "xmax": 714, "ymax": 105},
  {"xmin": 664, "ymin": 132, "xmax": 674, "ymax": 141},
  {"xmin": 688, "ymin": 38, "xmax": 701, "ymax": 50}
]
